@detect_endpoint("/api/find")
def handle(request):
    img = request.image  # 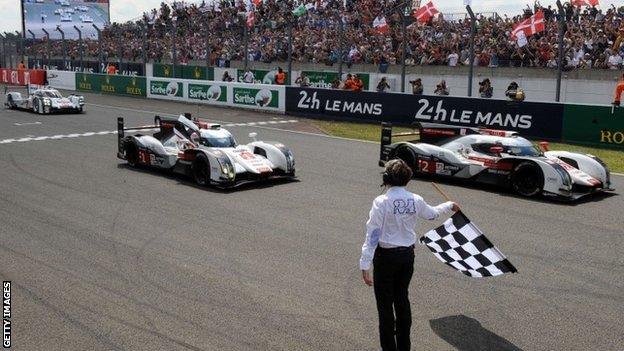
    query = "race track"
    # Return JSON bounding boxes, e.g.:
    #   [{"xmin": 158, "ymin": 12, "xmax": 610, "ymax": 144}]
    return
[{"xmin": 0, "ymin": 92, "xmax": 622, "ymax": 350}]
